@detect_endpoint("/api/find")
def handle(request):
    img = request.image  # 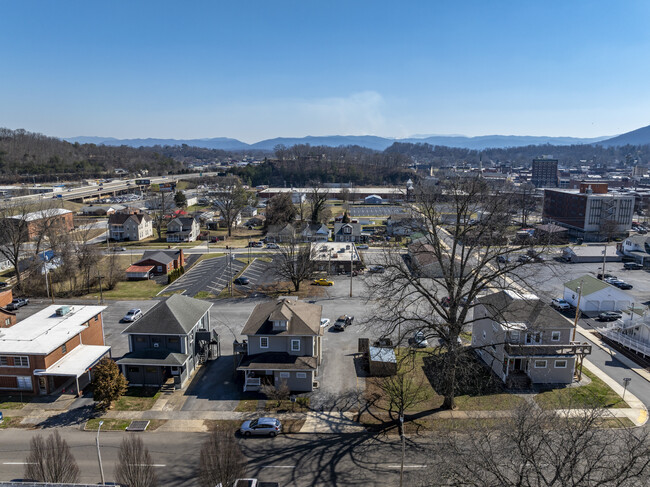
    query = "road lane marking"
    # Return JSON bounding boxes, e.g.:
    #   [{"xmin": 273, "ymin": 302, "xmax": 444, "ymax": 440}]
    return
[
  {"xmin": 261, "ymin": 465, "xmax": 296, "ymax": 469},
  {"xmin": 383, "ymin": 464, "xmax": 427, "ymax": 469},
  {"xmin": 4, "ymin": 462, "xmax": 37, "ymax": 465}
]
